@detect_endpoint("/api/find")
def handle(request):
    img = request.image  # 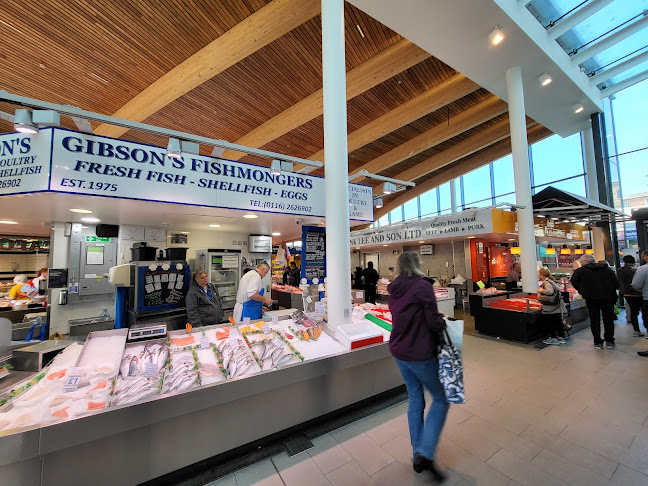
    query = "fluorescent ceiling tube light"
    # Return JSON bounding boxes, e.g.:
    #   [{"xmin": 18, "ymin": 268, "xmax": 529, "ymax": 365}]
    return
[
  {"xmin": 69, "ymin": 208, "xmax": 93, "ymax": 214},
  {"xmin": 14, "ymin": 109, "xmax": 38, "ymax": 134},
  {"xmin": 489, "ymin": 26, "xmax": 504, "ymax": 45},
  {"xmin": 270, "ymin": 159, "xmax": 282, "ymax": 176},
  {"xmin": 374, "ymin": 198, "xmax": 383, "ymax": 209},
  {"xmin": 243, "ymin": 214, "xmax": 258, "ymax": 219},
  {"xmin": 208, "ymin": 224, "xmax": 221, "ymax": 228},
  {"xmin": 81, "ymin": 217, "xmax": 100, "ymax": 223},
  {"xmin": 167, "ymin": 138, "xmax": 182, "ymax": 159},
  {"xmin": 0, "ymin": 220, "xmax": 18, "ymax": 224},
  {"xmin": 539, "ymin": 73, "xmax": 552, "ymax": 86},
  {"xmin": 272, "ymin": 232, "xmax": 281, "ymax": 236},
  {"xmin": 573, "ymin": 103, "xmax": 584, "ymax": 114}
]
